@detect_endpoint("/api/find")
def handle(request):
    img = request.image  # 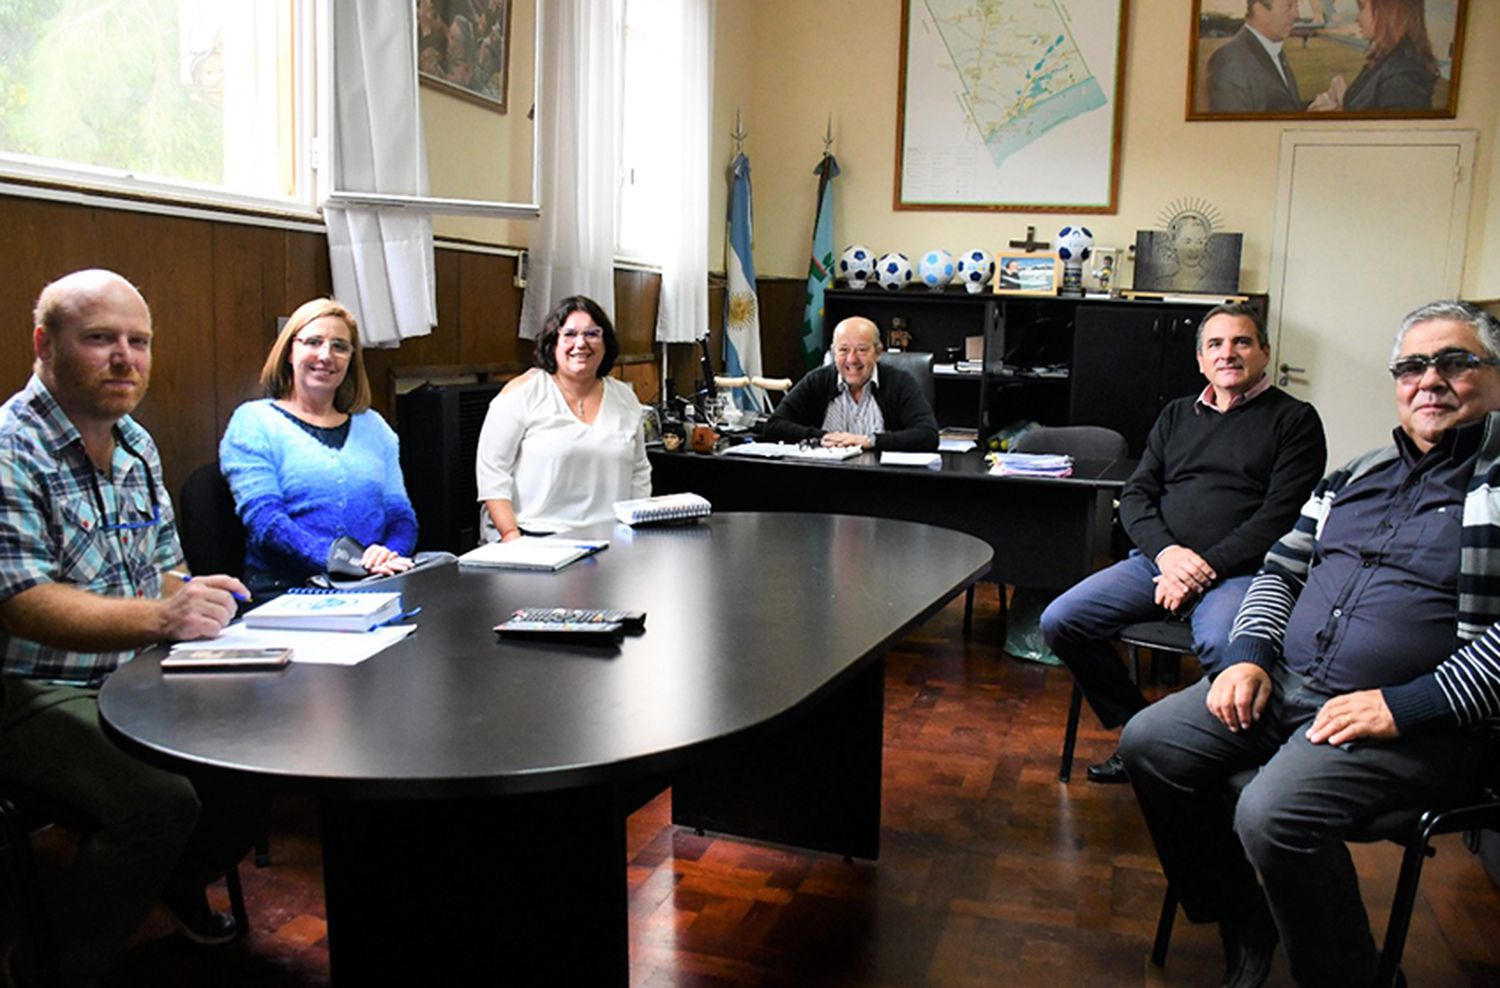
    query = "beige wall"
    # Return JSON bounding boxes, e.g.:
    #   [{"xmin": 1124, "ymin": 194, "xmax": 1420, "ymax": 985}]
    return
[{"xmin": 712, "ymin": 0, "xmax": 1500, "ymax": 296}]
